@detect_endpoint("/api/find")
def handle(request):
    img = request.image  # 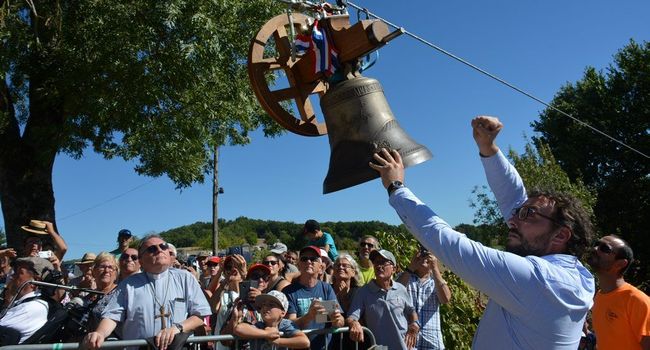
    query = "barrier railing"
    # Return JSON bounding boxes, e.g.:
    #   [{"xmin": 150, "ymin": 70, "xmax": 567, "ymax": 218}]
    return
[{"xmin": 0, "ymin": 326, "xmax": 377, "ymax": 350}]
